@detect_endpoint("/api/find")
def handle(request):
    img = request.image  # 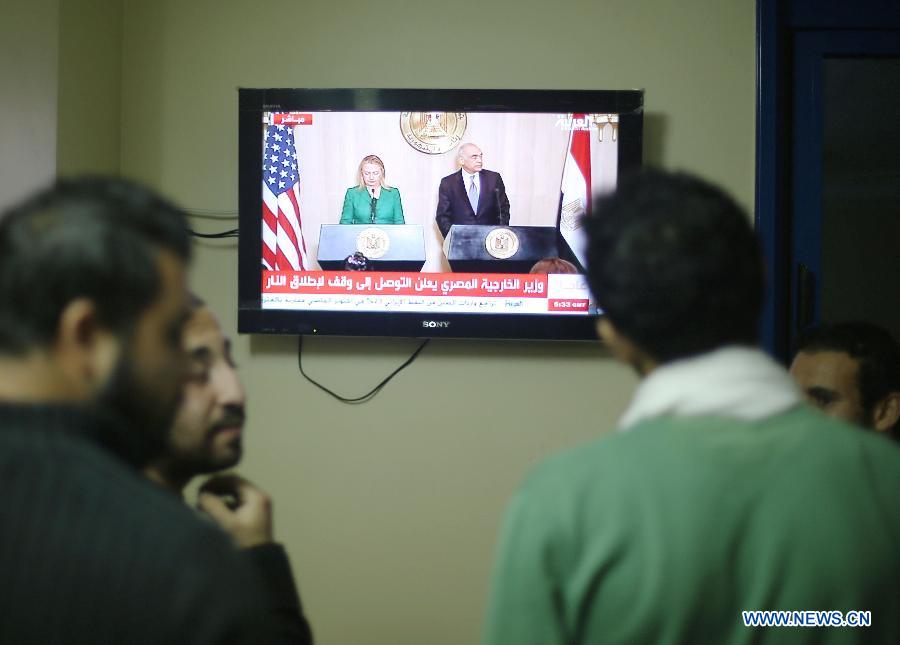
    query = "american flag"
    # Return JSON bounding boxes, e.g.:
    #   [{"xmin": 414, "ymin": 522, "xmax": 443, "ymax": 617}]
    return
[{"xmin": 261, "ymin": 123, "xmax": 308, "ymax": 270}]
